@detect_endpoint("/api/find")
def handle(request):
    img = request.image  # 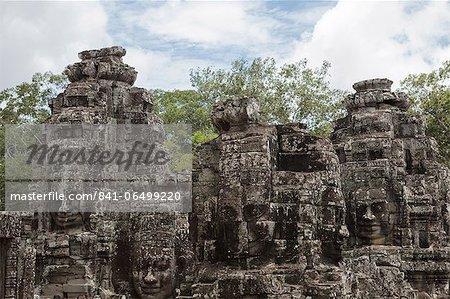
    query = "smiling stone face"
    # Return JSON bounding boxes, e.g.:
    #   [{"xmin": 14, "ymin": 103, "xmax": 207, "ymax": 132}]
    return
[
  {"xmin": 355, "ymin": 200, "xmax": 393, "ymax": 245},
  {"xmin": 51, "ymin": 211, "xmax": 86, "ymax": 229},
  {"xmin": 132, "ymin": 229, "xmax": 177, "ymax": 299},
  {"xmin": 132, "ymin": 249, "xmax": 175, "ymax": 299}
]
